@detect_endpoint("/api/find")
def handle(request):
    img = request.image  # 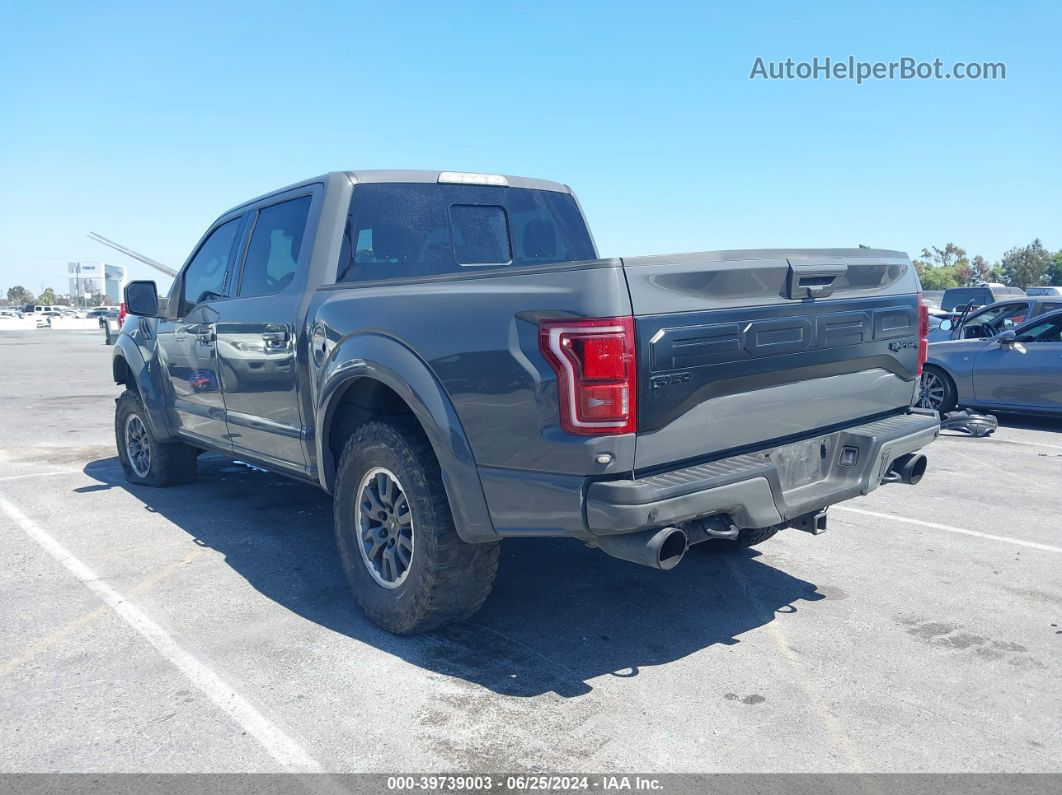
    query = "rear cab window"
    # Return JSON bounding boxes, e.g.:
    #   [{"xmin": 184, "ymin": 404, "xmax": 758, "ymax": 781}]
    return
[{"xmin": 336, "ymin": 183, "xmax": 595, "ymax": 283}]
